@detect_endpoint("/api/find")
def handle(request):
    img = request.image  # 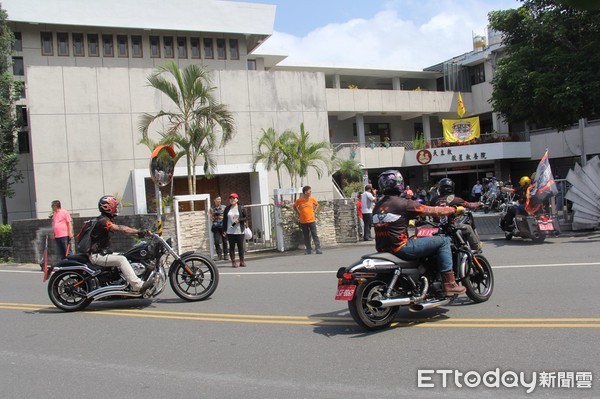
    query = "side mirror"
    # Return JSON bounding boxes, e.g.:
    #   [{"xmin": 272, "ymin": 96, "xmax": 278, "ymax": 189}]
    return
[{"xmin": 149, "ymin": 145, "xmax": 175, "ymax": 187}]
